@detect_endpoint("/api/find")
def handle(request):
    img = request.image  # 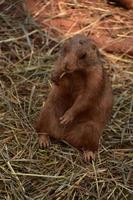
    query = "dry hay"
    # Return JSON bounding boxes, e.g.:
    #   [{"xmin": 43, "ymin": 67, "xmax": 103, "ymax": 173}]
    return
[
  {"xmin": 25, "ymin": 0, "xmax": 133, "ymax": 55},
  {"xmin": 0, "ymin": 0, "xmax": 133, "ymax": 199}
]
